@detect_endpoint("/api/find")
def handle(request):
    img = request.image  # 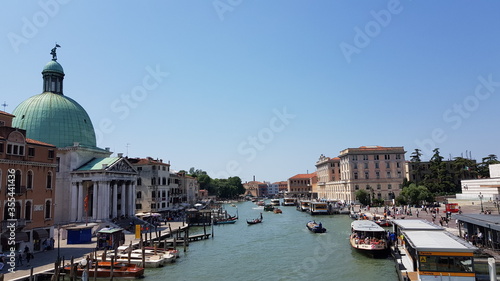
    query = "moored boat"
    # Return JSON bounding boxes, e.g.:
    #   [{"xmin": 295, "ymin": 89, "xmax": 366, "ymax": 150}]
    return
[
  {"xmin": 306, "ymin": 221, "xmax": 326, "ymax": 233},
  {"xmin": 63, "ymin": 260, "xmax": 145, "ymax": 278},
  {"xmin": 282, "ymin": 197, "xmax": 296, "ymax": 206},
  {"xmin": 298, "ymin": 200, "xmax": 310, "ymax": 212},
  {"xmin": 273, "ymin": 208, "xmax": 282, "ymax": 214},
  {"xmin": 308, "ymin": 202, "xmax": 329, "ymax": 215},
  {"xmin": 350, "ymin": 220, "xmax": 388, "ymax": 256}
]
